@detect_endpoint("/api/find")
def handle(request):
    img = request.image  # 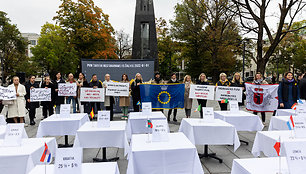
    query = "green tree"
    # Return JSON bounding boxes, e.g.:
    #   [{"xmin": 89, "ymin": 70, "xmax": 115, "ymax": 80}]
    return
[
  {"xmin": 31, "ymin": 23, "xmax": 79, "ymax": 78},
  {"xmin": 53, "ymin": 0, "xmax": 117, "ymax": 60}
]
